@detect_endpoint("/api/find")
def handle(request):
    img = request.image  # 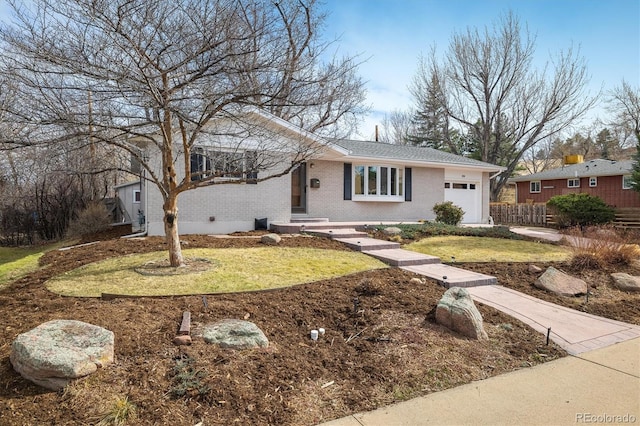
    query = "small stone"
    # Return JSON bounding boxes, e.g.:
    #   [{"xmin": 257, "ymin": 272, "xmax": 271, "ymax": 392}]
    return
[
  {"xmin": 528, "ymin": 264, "xmax": 543, "ymax": 273},
  {"xmin": 260, "ymin": 233, "xmax": 281, "ymax": 245},
  {"xmin": 410, "ymin": 277, "xmax": 425, "ymax": 284},
  {"xmin": 173, "ymin": 335, "xmax": 192, "ymax": 346},
  {"xmin": 383, "ymin": 227, "xmax": 402, "ymax": 236},
  {"xmin": 610, "ymin": 273, "xmax": 640, "ymax": 292}
]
